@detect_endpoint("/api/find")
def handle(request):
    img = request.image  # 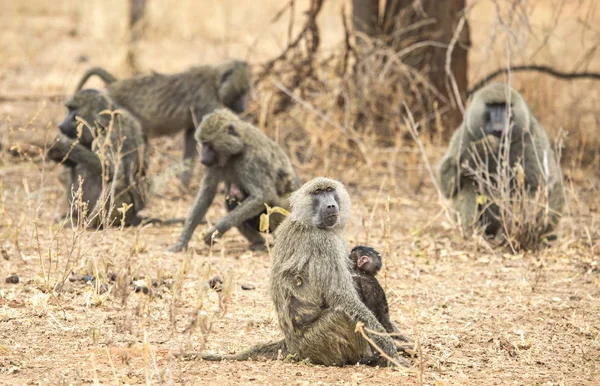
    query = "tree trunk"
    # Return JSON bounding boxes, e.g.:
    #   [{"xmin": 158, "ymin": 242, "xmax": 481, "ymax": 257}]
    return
[
  {"xmin": 352, "ymin": 0, "xmax": 470, "ymax": 138},
  {"xmin": 352, "ymin": 0, "xmax": 379, "ymax": 37}
]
